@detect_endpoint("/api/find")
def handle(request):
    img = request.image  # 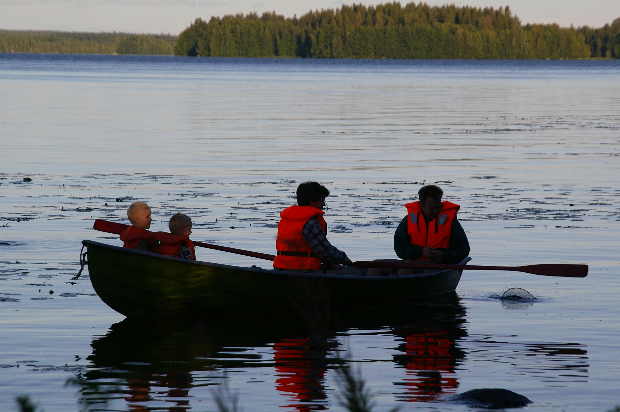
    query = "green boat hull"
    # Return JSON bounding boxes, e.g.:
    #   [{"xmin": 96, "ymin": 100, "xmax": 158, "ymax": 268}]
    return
[{"xmin": 83, "ymin": 240, "xmax": 467, "ymax": 318}]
